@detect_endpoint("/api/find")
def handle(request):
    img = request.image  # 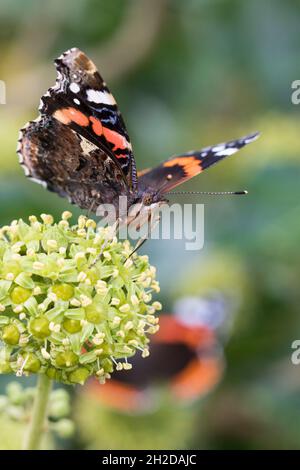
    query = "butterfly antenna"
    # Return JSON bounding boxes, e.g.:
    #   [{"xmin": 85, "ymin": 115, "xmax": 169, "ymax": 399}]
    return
[{"xmin": 166, "ymin": 190, "xmax": 248, "ymax": 196}]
